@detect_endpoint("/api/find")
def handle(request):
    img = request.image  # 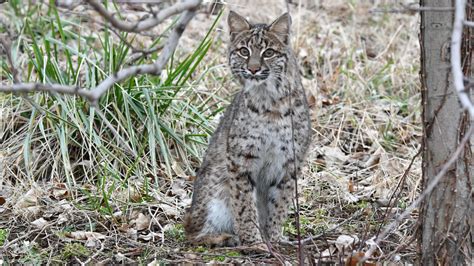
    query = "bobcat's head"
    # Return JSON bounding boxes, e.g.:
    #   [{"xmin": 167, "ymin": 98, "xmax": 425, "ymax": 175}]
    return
[{"xmin": 228, "ymin": 11, "xmax": 291, "ymax": 85}]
